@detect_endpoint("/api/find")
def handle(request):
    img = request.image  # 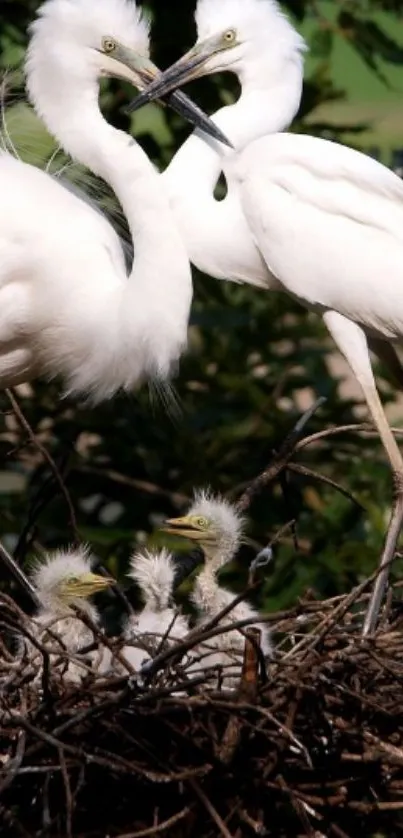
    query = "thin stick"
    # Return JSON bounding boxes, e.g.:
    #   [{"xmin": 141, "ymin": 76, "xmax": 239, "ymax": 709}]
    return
[
  {"xmin": 287, "ymin": 463, "xmax": 362, "ymax": 508},
  {"xmin": 115, "ymin": 807, "xmax": 191, "ymax": 838},
  {"xmin": 189, "ymin": 778, "xmax": 235, "ymax": 838},
  {"xmin": 6, "ymin": 389, "xmax": 79, "ymax": 539},
  {"xmin": 7, "ymin": 389, "xmax": 134, "ymax": 615},
  {"xmin": 237, "ymin": 397, "xmax": 326, "ymax": 512},
  {"xmin": 295, "ymin": 422, "xmax": 403, "ymax": 453},
  {"xmin": 363, "ymin": 488, "xmax": 403, "ymax": 636},
  {"xmin": 0, "ymin": 541, "xmax": 40, "ymax": 606}
]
